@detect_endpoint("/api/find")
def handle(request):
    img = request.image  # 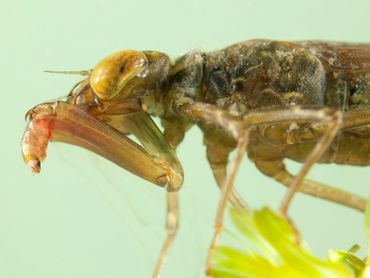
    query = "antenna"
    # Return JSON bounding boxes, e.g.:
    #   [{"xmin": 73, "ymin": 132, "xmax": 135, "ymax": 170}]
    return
[{"xmin": 44, "ymin": 69, "xmax": 92, "ymax": 76}]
